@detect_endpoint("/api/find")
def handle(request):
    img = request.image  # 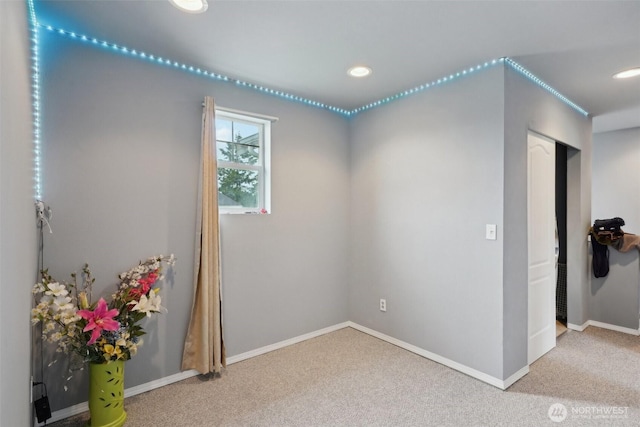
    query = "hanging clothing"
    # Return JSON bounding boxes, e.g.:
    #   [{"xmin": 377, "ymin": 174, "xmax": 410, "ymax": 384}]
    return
[
  {"xmin": 613, "ymin": 233, "xmax": 640, "ymax": 253},
  {"xmin": 590, "ymin": 217, "xmax": 625, "ymax": 278},
  {"xmin": 590, "ymin": 217, "xmax": 640, "ymax": 278},
  {"xmin": 591, "ymin": 235, "xmax": 610, "ymax": 278}
]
